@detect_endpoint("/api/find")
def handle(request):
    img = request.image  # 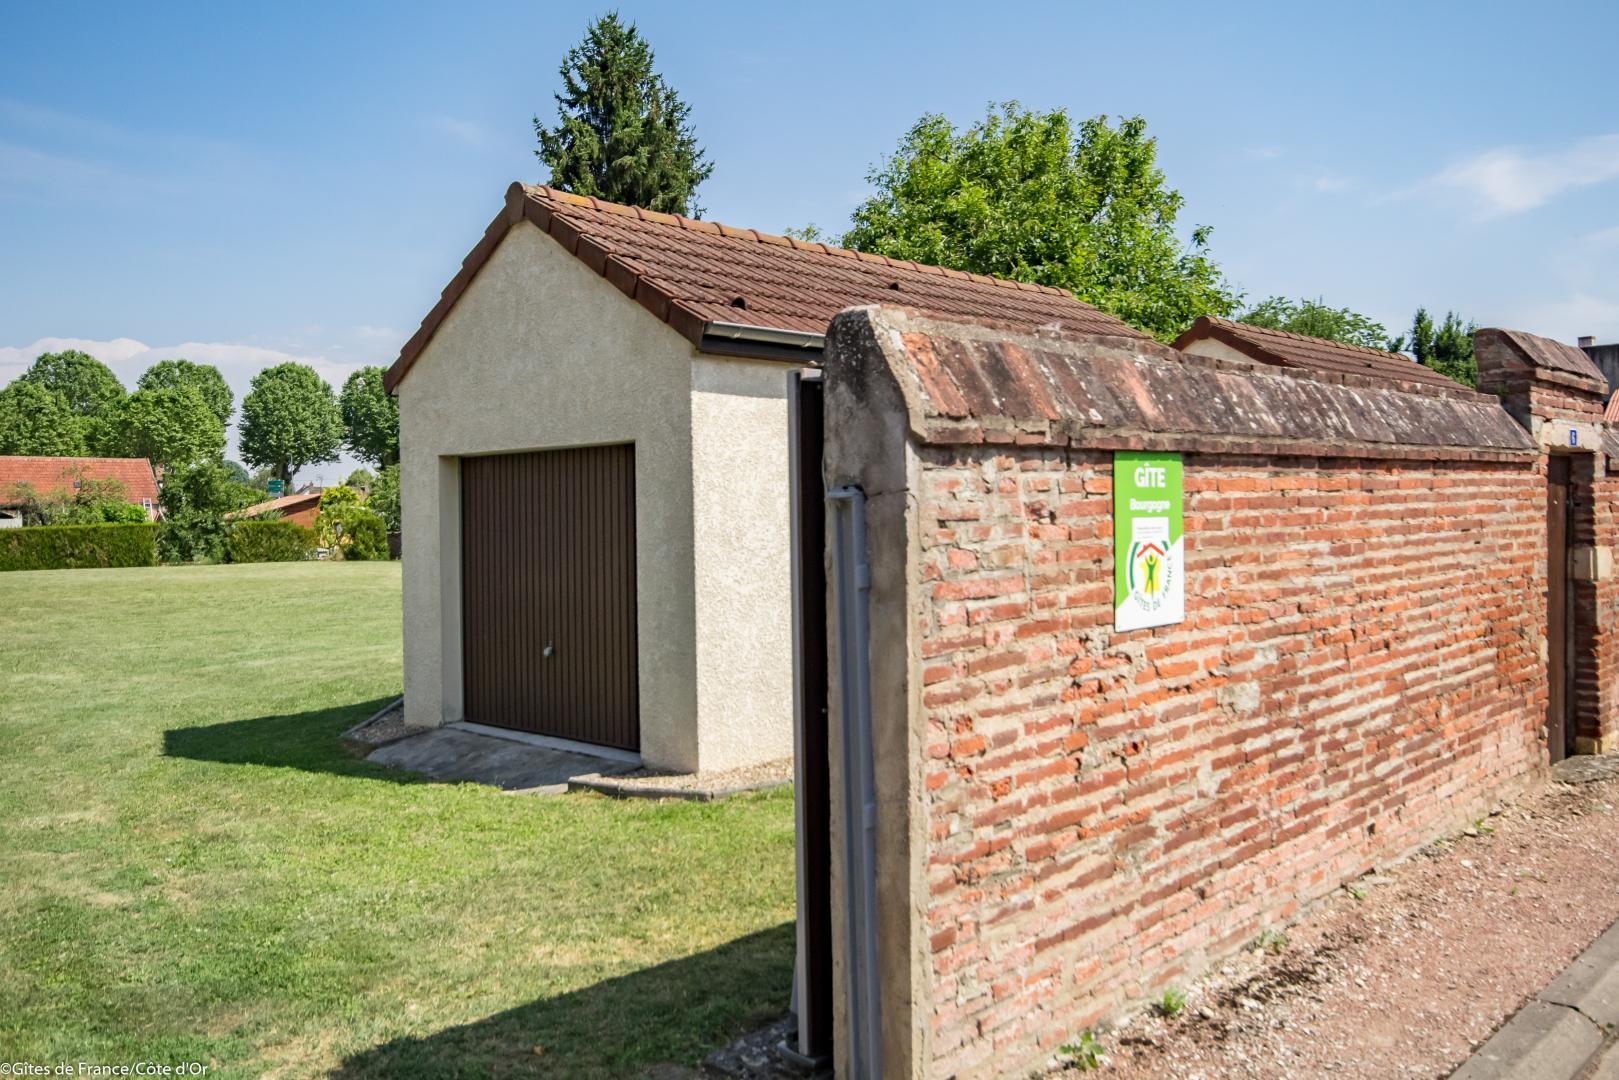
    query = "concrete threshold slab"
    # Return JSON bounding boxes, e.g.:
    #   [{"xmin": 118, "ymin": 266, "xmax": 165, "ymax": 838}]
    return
[
  {"xmin": 1450, "ymin": 917, "xmax": 1619, "ymax": 1080},
  {"xmin": 450, "ymin": 720, "xmax": 641, "ymax": 765},
  {"xmin": 367, "ymin": 726, "xmax": 637, "ymax": 794}
]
